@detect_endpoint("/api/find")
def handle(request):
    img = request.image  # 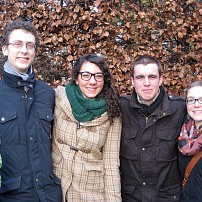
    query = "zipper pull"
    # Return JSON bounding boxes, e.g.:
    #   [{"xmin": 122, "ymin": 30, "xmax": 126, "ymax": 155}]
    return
[{"xmin": 24, "ymin": 86, "xmax": 30, "ymax": 99}]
